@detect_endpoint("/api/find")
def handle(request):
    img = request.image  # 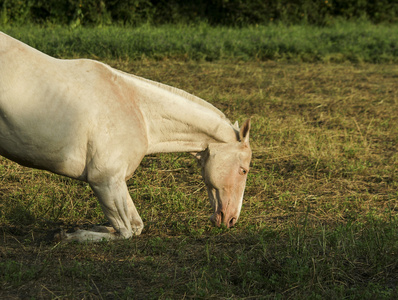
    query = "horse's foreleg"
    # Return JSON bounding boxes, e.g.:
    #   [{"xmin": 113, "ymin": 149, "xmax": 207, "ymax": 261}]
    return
[
  {"xmin": 126, "ymin": 191, "xmax": 144, "ymax": 235},
  {"xmin": 90, "ymin": 178, "xmax": 139, "ymax": 239},
  {"xmin": 56, "ymin": 177, "xmax": 142, "ymax": 243},
  {"xmin": 82, "ymin": 193, "xmax": 143, "ymax": 236}
]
